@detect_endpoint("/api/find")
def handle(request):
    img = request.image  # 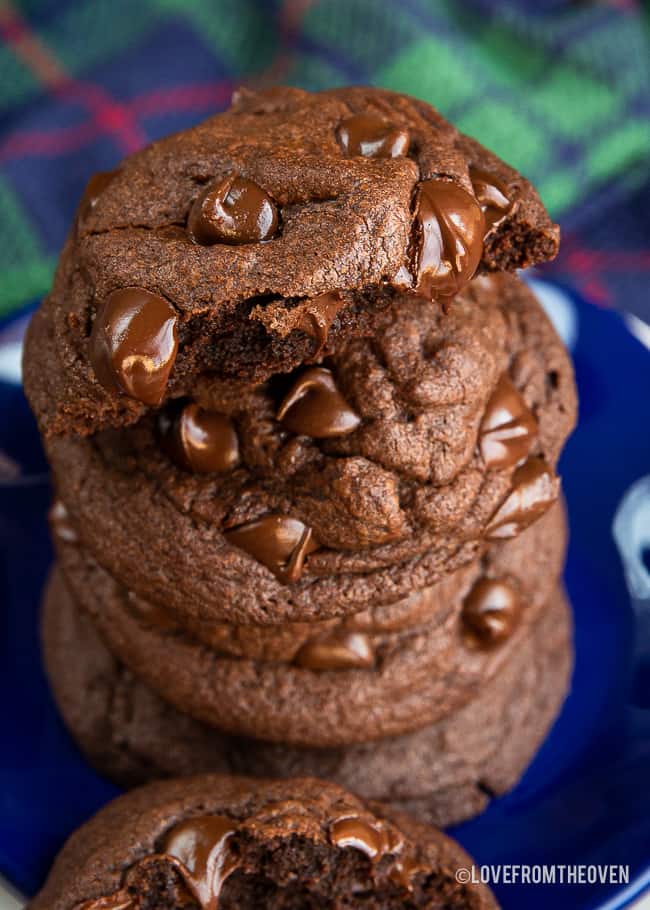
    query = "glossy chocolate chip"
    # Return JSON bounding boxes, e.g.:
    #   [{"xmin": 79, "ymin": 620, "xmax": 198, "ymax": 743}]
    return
[
  {"xmin": 462, "ymin": 578, "xmax": 521, "ymax": 648},
  {"xmin": 159, "ymin": 402, "xmax": 240, "ymax": 474},
  {"xmin": 337, "ymin": 113, "xmax": 410, "ymax": 158},
  {"xmin": 160, "ymin": 815, "xmax": 239, "ymax": 908},
  {"xmin": 188, "ymin": 175, "xmax": 278, "ymax": 245},
  {"xmin": 412, "ymin": 179, "xmax": 485, "ymax": 298},
  {"xmin": 479, "ymin": 375, "xmax": 537, "ymax": 469},
  {"xmin": 301, "ymin": 292, "xmax": 346, "ymax": 361},
  {"xmin": 277, "ymin": 367, "xmax": 361, "ymax": 438},
  {"xmin": 486, "ymin": 457, "xmax": 556, "ymax": 539},
  {"xmin": 76, "ymin": 892, "xmax": 134, "ymax": 910},
  {"xmin": 90, "ymin": 288, "xmax": 178, "ymax": 406},
  {"xmin": 294, "ymin": 632, "xmax": 374, "ymax": 671},
  {"xmin": 469, "ymin": 167, "xmax": 512, "ymax": 230},
  {"xmin": 225, "ymin": 515, "xmax": 318, "ymax": 583},
  {"xmin": 78, "ymin": 170, "xmax": 115, "ymax": 223},
  {"xmin": 329, "ymin": 817, "xmax": 388, "ymax": 859}
]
